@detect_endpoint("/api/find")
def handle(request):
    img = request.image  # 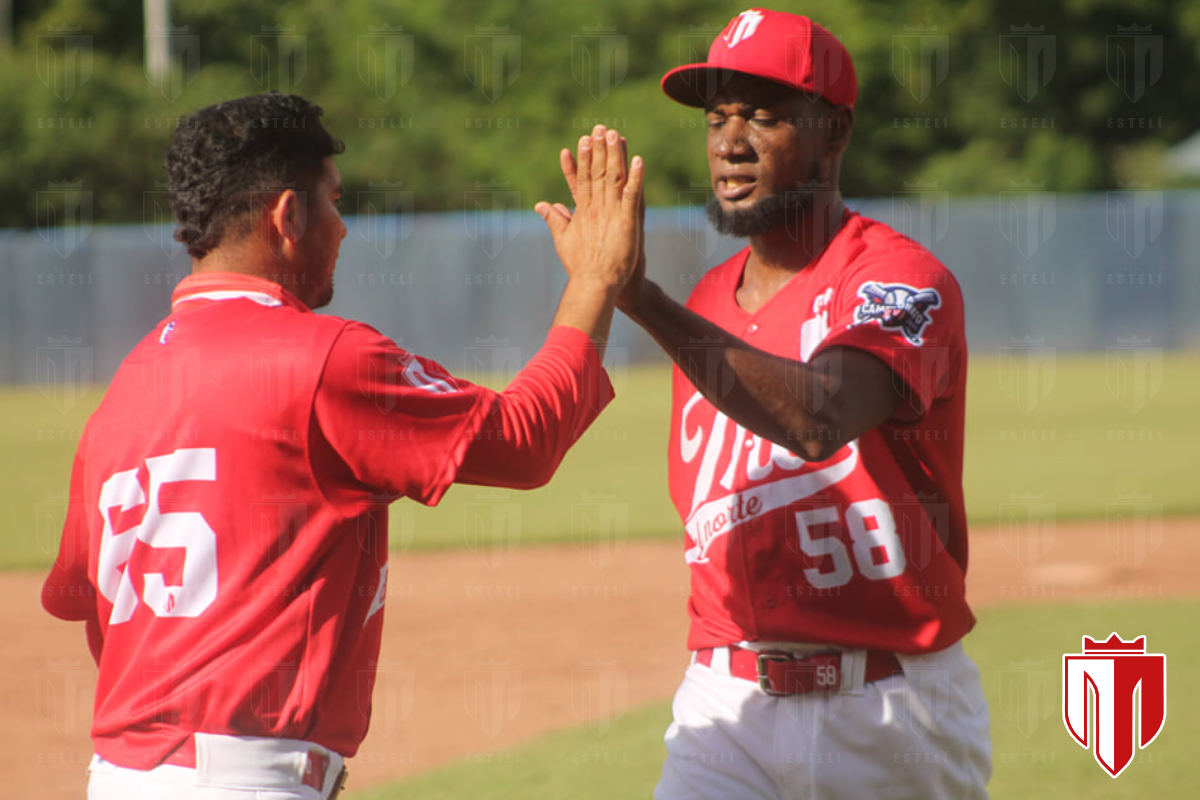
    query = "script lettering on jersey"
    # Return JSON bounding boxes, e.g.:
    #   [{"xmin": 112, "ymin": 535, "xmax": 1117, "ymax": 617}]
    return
[{"xmin": 679, "ymin": 391, "xmax": 859, "ymax": 564}]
